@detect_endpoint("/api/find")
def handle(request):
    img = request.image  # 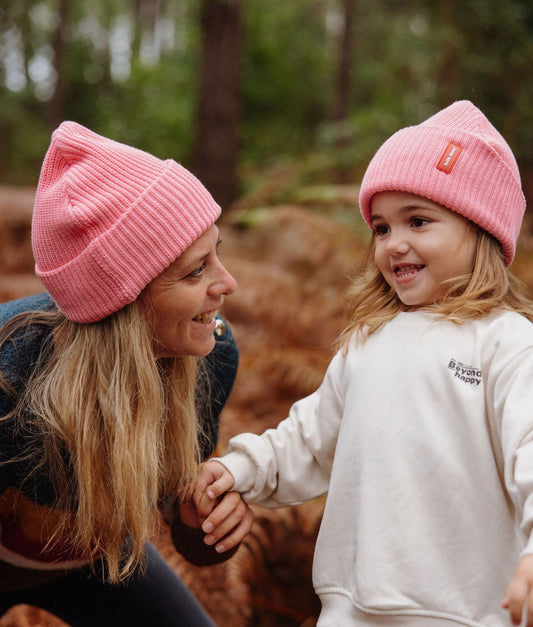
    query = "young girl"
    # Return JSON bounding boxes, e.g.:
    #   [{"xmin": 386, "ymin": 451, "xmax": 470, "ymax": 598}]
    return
[{"xmin": 194, "ymin": 101, "xmax": 533, "ymax": 626}]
